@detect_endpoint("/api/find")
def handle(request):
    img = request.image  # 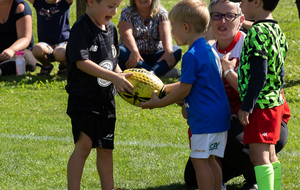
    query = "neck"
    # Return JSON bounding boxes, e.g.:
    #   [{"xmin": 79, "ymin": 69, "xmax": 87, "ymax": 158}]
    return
[
  {"xmin": 137, "ymin": 7, "xmax": 151, "ymax": 20},
  {"xmin": 188, "ymin": 33, "xmax": 204, "ymax": 48},
  {"xmin": 217, "ymin": 35, "xmax": 235, "ymax": 50},
  {"xmin": 253, "ymin": 11, "xmax": 273, "ymax": 22}
]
